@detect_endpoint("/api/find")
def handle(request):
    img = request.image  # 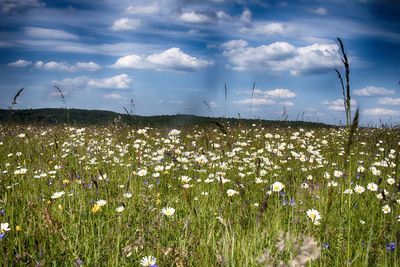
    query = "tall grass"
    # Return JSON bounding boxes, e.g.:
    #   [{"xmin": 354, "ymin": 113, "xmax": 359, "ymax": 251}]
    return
[{"xmin": 0, "ymin": 123, "xmax": 398, "ymax": 266}]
